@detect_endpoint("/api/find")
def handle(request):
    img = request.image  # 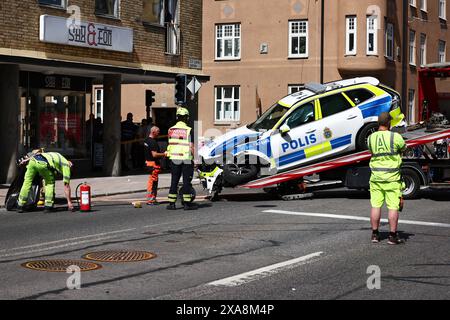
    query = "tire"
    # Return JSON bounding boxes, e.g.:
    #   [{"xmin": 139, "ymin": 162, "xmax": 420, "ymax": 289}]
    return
[
  {"xmin": 401, "ymin": 168, "xmax": 421, "ymax": 199},
  {"xmin": 223, "ymin": 163, "xmax": 258, "ymax": 186},
  {"xmin": 356, "ymin": 123, "xmax": 379, "ymax": 151}
]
